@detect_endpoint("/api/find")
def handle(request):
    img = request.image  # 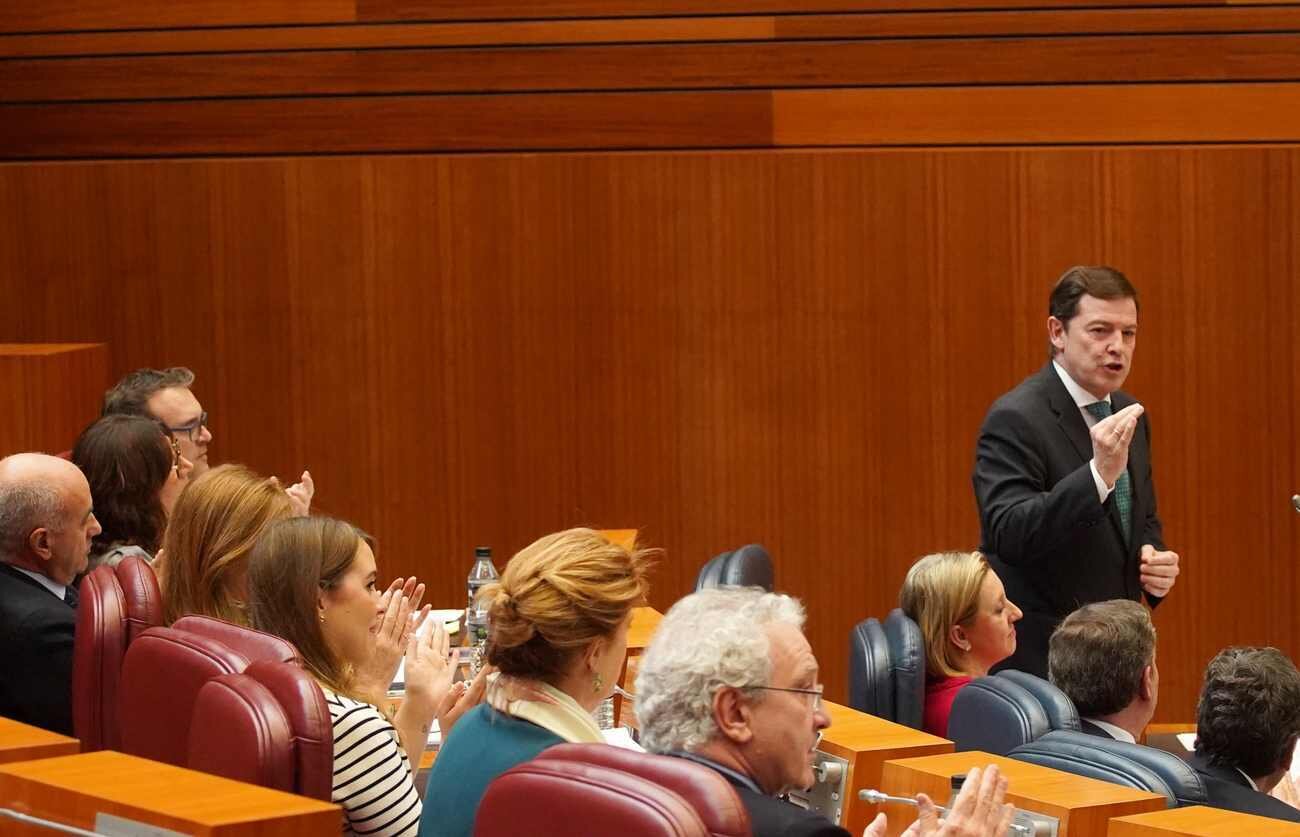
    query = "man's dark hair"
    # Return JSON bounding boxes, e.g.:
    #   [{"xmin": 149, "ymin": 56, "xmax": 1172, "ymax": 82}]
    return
[
  {"xmin": 1195, "ymin": 647, "xmax": 1300, "ymax": 779},
  {"xmin": 102, "ymin": 367, "xmax": 195, "ymax": 419},
  {"xmin": 1049, "ymin": 600, "xmax": 1155, "ymax": 718},
  {"xmin": 71, "ymin": 415, "xmax": 173, "ymax": 557},
  {"xmin": 1047, "ymin": 266, "xmax": 1139, "ymax": 359}
]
